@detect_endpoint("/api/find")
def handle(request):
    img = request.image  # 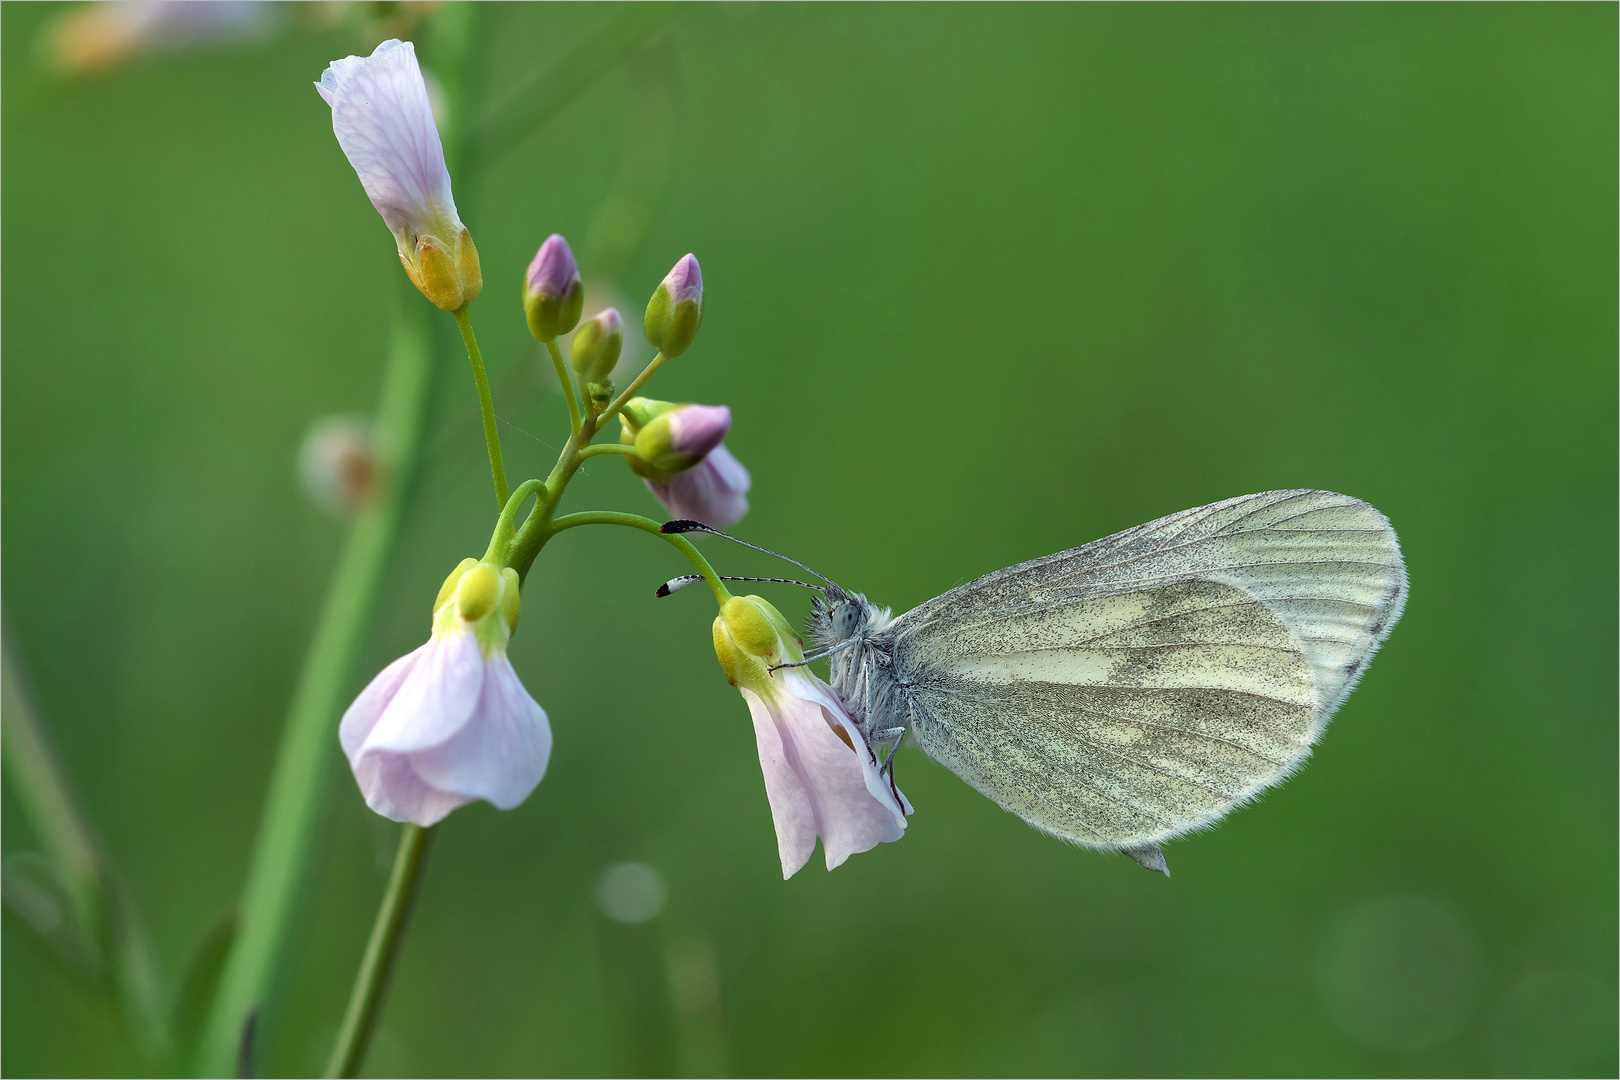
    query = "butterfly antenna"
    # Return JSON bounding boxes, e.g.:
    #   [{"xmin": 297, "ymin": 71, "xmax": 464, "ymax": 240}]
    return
[
  {"xmin": 659, "ymin": 520, "xmax": 837, "ymax": 586},
  {"xmin": 656, "ymin": 574, "xmax": 822, "ymax": 598}
]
